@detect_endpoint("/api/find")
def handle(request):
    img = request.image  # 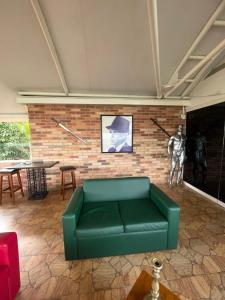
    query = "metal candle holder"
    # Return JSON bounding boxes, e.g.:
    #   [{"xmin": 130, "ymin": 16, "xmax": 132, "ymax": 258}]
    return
[{"xmin": 143, "ymin": 257, "xmax": 163, "ymax": 300}]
